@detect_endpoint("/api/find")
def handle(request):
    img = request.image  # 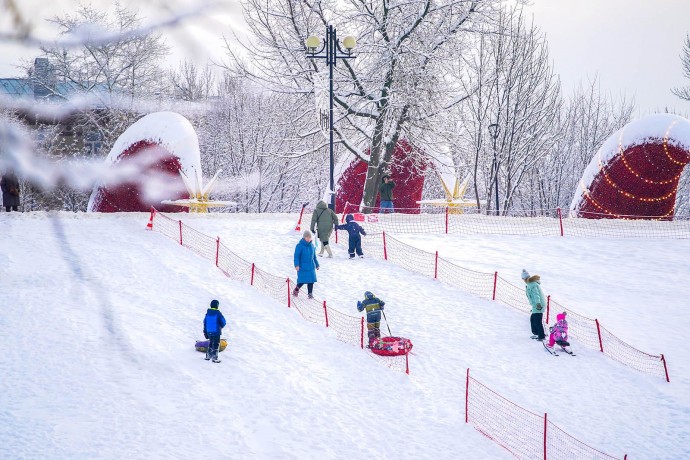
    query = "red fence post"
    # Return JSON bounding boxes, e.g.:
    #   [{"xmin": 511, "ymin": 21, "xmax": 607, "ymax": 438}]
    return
[
  {"xmin": 405, "ymin": 351, "xmax": 410, "ymax": 375},
  {"xmin": 544, "ymin": 413, "xmax": 547, "ymax": 460},
  {"xmin": 295, "ymin": 203, "xmax": 307, "ymax": 231},
  {"xmin": 434, "ymin": 251, "xmax": 439, "ymax": 279},
  {"xmin": 360, "ymin": 317, "xmax": 365, "ymax": 349},
  {"xmin": 445, "ymin": 206, "xmax": 449, "ymax": 234},
  {"xmin": 546, "ymin": 295, "xmax": 551, "ymax": 324},
  {"xmin": 250, "ymin": 263, "xmax": 255, "ymax": 286},
  {"xmin": 661, "ymin": 354, "xmax": 670, "ymax": 382},
  {"xmin": 382, "ymin": 232, "xmax": 388, "ymax": 260},
  {"xmin": 323, "ymin": 301, "xmax": 329, "ymax": 327},
  {"xmin": 146, "ymin": 207, "xmax": 155, "ymax": 230},
  {"xmin": 465, "ymin": 368, "xmax": 470, "ymax": 423},
  {"xmin": 287, "ymin": 278, "xmax": 291, "ymax": 308},
  {"xmin": 492, "ymin": 272, "xmax": 498, "ymax": 300},
  {"xmin": 178, "ymin": 220, "xmax": 183, "ymax": 245},
  {"xmin": 595, "ymin": 319, "xmax": 604, "ymax": 353},
  {"xmin": 557, "ymin": 207, "xmax": 564, "ymax": 237},
  {"xmin": 215, "ymin": 237, "xmax": 220, "ymax": 267}
]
